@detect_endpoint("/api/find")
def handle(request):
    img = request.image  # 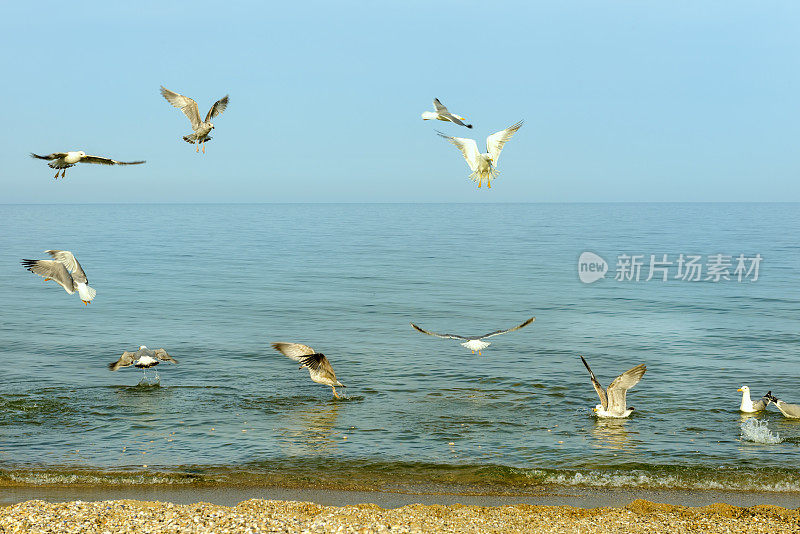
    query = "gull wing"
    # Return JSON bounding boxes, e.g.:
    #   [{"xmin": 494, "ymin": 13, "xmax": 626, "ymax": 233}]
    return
[
  {"xmin": 580, "ymin": 356, "xmax": 608, "ymax": 410},
  {"xmin": 433, "ymin": 98, "xmax": 448, "ymax": 112},
  {"xmin": 160, "ymin": 86, "xmax": 202, "ymax": 130},
  {"xmin": 272, "ymin": 342, "xmax": 317, "ymax": 362},
  {"xmin": 80, "ymin": 155, "xmax": 145, "ymax": 166},
  {"xmin": 21, "ymin": 259, "xmax": 75, "ymax": 293},
  {"xmin": 606, "ymin": 364, "xmax": 646, "ymax": 412},
  {"xmin": 479, "ymin": 317, "xmax": 536, "ymax": 339},
  {"xmin": 109, "ymin": 351, "xmax": 137, "ymax": 371},
  {"xmin": 30, "ymin": 152, "xmax": 67, "ymax": 160},
  {"xmin": 776, "ymin": 400, "xmax": 800, "ymax": 418},
  {"xmin": 299, "ymin": 353, "xmax": 341, "ymax": 385},
  {"xmin": 486, "ymin": 120, "xmax": 523, "ymax": 165},
  {"xmin": 436, "ymin": 132, "xmax": 481, "ymax": 172},
  {"xmin": 205, "ymin": 95, "xmax": 229, "ymax": 122},
  {"xmin": 410, "ymin": 322, "xmax": 468, "ymax": 340},
  {"xmin": 44, "ymin": 250, "xmax": 88, "ymax": 283},
  {"xmin": 154, "ymin": 348, "xmax": 178, "ymax": 364}
]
